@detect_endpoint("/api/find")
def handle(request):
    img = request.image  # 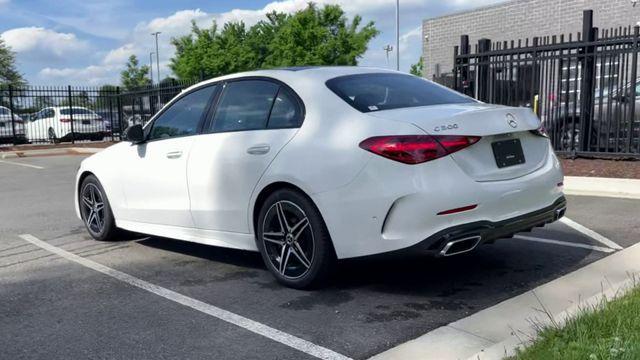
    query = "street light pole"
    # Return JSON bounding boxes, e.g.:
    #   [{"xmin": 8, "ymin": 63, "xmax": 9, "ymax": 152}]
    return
[
  {"xmin": 151, "ymin": 32, "xmax": 161, "ymax": 83},
  {"xmin": 149, "ymin": 52, "xmax": 155, "ymax": 85},
  {"xmin": 396, "ymin": 0, "xmax": 400, "ymax": 71}
]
